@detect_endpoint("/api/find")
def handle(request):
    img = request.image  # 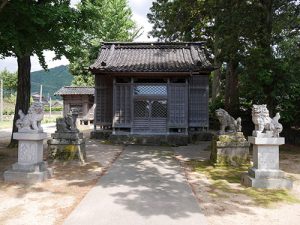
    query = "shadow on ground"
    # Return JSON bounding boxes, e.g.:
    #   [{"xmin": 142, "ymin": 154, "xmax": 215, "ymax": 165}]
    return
[{"xmin": 90, "ymin": 145, "xmax": 205, "ymax": 219}]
